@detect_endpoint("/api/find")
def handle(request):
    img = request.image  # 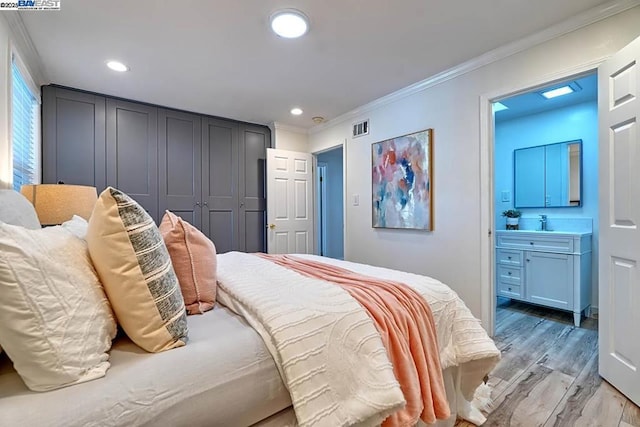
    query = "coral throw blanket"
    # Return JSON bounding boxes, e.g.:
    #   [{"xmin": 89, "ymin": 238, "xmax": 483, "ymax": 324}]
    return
[{"xmin": 258, "ymin": 254, "xmax": 451, "ymax": 426}]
